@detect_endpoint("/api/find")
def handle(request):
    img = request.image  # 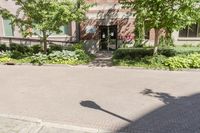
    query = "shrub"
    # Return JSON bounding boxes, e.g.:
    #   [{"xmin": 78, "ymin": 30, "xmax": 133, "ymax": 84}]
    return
[
  {"xmin": 164, "ymin": 56, "xmax": 190, "ymax": 70},
  {"xmin": 30, "ymin": 53, "xmax": 48, "ymax": 65},
  {"xmin": 0, "ymin": 44, "xmax": 7, "ymax": 51},
  {"xmin": 0, "ymin": 57, "xmax": 12, "ymax": 63},
  {"xmin": 113, "ymin": 48, "xmax": 176, "ymax": 60},
  {"xmin": 64, "ymin": 42, "xmax": 84, "ymax": 51},
  {"xmin": 10, "ymin": 43, "xmax": 31, "ymax": 54},
  {"xmin": 142, "ymin": 55, "xmax": 167, "ymax": 65},
  {"xmin": 48, "ymin": 44, "xmax": 63, "ymax": 52},
  {"xmin": 9, "ymin": 43, "xmax": 18, "ymax": 51},
  {"xmin": 172, "ymin": 47, "xmax": 200, "ymax": 55},
  {"xmin": 47, "ymin": 50, "xmax": 78, "ymax": 64},
  {"xmin": 29, "ymin": 49, "xmax": 91, "ymax": 65},
  {"xmin": 30, "ymin": 44, "xmax": 43, "ymax": 54},
  {"xmin": 113, "ymin": 48, "xmax": 153, "ymax": 60},
  {"xmin": 164, "ymin": 53, "xmax": 200, "ymax": 70},
  {"xmin": 10, "ymin": 51, "xmax": 25, "ymax": 59},
  {"xmin": 75, "ymin": 49, "xmax": 90, "ymax": 62},
  {"xmin": 48, "ymin": 50, "xmax": 77, "ymax": 61},
  {"xmin": 158, "ymin": 47, "xmax": 176, "ymax": 57}
]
